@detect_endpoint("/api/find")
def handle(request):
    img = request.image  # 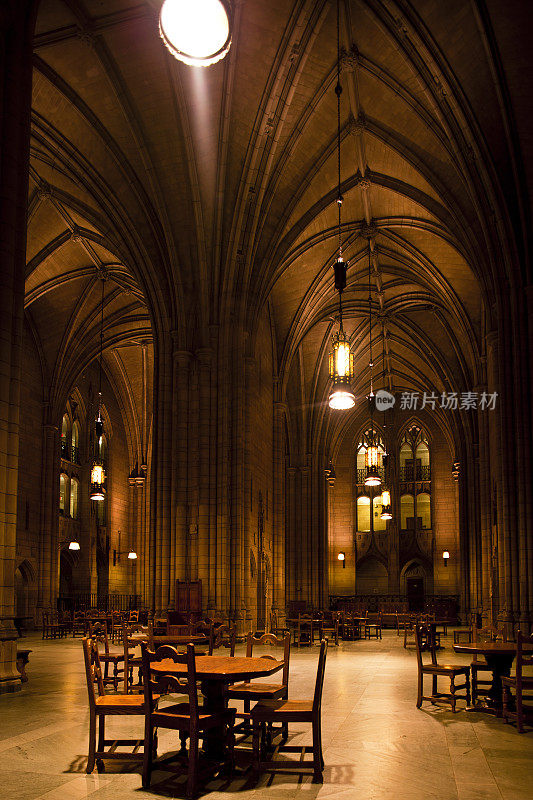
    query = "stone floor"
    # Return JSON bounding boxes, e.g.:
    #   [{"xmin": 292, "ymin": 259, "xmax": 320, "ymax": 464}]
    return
[{"xmin": 0, "ymin": 630, "xmax": 531, "ymax": 800}]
